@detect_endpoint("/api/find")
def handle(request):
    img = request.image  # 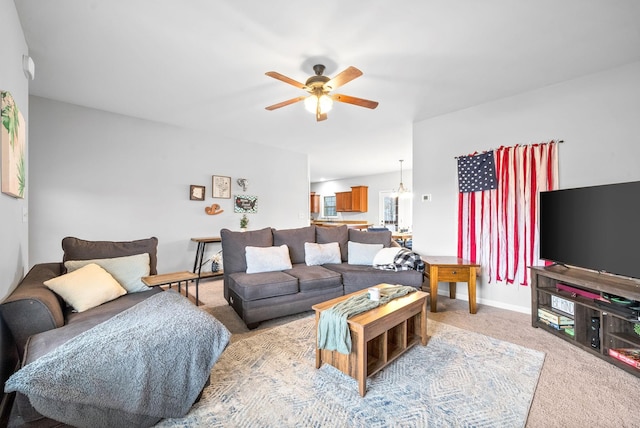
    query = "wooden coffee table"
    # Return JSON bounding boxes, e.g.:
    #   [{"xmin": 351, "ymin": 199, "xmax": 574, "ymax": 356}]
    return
[{"xmin": 312, "ymin": 284, "xmax": 429, "ymax": 397}]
